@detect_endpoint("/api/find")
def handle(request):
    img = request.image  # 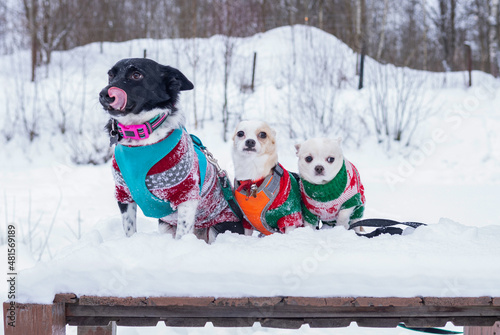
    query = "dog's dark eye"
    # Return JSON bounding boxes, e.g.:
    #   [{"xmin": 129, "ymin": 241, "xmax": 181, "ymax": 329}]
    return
[
  {"xmin": 327, "ymin": 157, "xmax": 335, "ymax": 163},
  {"xmin": 236, "ymin": 131, "xmax": 245, "ymax": 138},
  {"xmin": 258, "ymin": 132, "xmax": 267, "ymax": 139},
  {"xmin": 108, "ymin": 72, "xmax": 114, "ymax": 82},
  {"xmin": 130, "ymin": 71, "xmax": 143, "ymax": 81},
  {"xmin": 305, "ymin": 156, "xmax": 313, "ymax": 163}
]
